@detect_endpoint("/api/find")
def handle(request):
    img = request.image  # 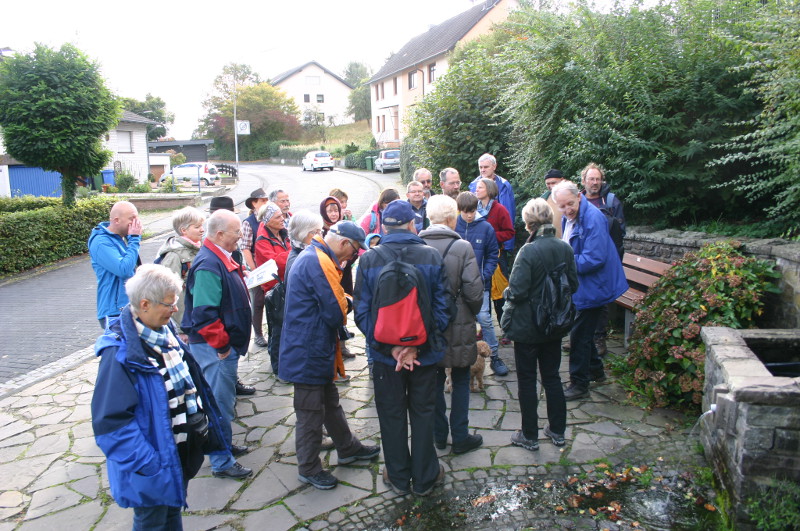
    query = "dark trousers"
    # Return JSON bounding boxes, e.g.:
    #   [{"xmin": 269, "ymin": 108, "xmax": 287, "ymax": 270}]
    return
[
  {"xmin": 514, "ymin": 339, "xmax": 566, "ymax": 439},
  {"xmin": 132, "ymin": 478, "xmax": 187, "ymax": 531},
  {"xmin": 250, "ymin": 286, "xmax": 265, "ymax": 338},
  {"xmin": 434, "ymin": 366, "xmax": 470, "ymax": 445},
  {"xmin": 569, "ymin": 307, "xmax": 604, "ymax": 388},
  {"xmin": 594, "ymin": 303, "xmax": 610, "ymax": 339},
  {"xmin": 293, "ymin": 382, "xmax": 361, "ymax": 476},
  {"xmin": 373, "ymin": 362, "xmax": 438, "ymax": 493},
  {"xmin": 266, "ymin": 311, "xmax": 282, "ymax": 373}
]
